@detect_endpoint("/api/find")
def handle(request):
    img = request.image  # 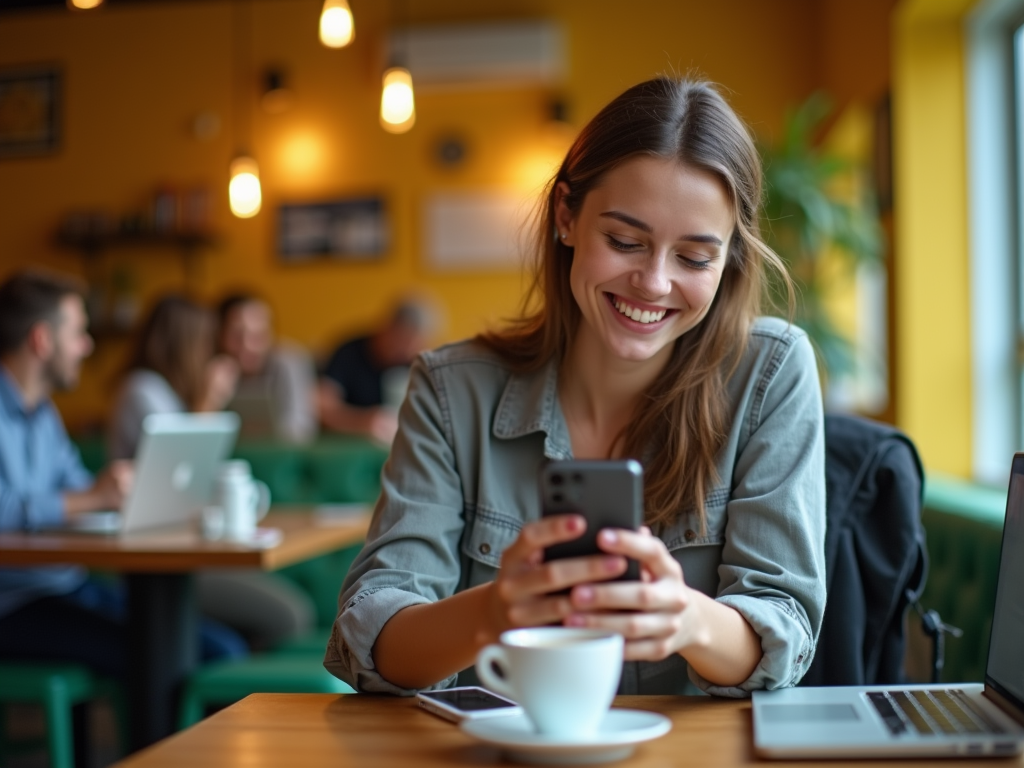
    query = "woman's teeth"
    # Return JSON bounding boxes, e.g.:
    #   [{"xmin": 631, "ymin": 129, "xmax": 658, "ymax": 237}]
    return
[{"xmin": 613, "ymin": 297, "xmax": 666, "ymax": 324}]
